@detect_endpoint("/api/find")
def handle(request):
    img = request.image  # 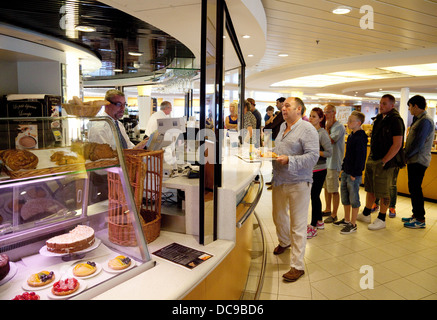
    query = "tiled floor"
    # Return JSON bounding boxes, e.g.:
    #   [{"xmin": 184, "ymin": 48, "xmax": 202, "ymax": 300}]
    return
[{"xmin": 242, "ymin": 162, "xmax": 437, "ymax": 300}]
